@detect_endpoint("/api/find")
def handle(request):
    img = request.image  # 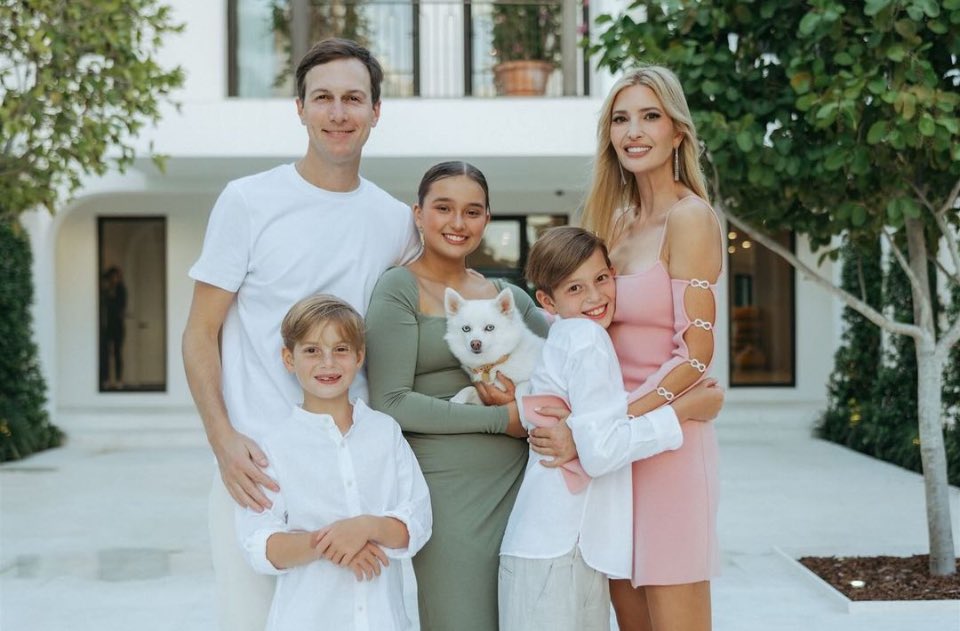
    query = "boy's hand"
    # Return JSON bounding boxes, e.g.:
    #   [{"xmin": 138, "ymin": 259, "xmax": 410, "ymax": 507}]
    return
[
  {"xmin": 529, "ymin": 419, "xmax": 578, "ymax": 467},
  {"xmin": 313, "ymin": 516, "xmax": 372, "ymax": 566},
  {"xmin": 346, "ymin": 542, "xmax": 390, "ymax": 581},
  {"xmin": 672, "ymin": 378, "xmax": 724, "ymax": 422},
  {"xmin": 213, "ymin": 430, "xmax": 279, "ymax": 512}
]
